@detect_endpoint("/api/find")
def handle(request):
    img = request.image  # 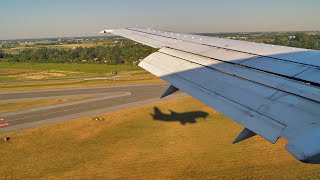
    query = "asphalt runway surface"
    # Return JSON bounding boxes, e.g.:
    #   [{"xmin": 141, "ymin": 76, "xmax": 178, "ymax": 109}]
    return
[{"xmin": 0, "ymin": 84, "xmax": 186, "ymax": 132}]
